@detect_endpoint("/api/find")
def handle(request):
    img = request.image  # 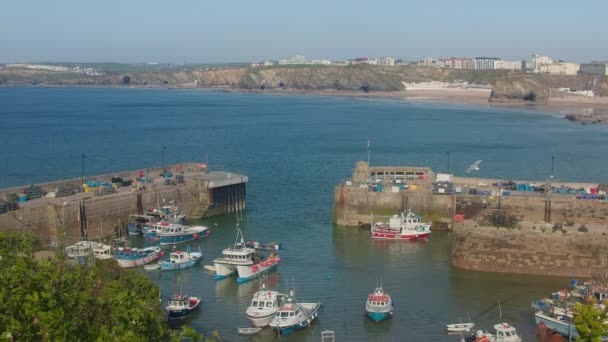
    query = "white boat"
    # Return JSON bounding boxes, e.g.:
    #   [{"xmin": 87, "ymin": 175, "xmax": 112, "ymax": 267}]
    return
[
  {"xmin": 65, "ymin": 241, "xmax": 100, "ymax": 258},
  {"xmin": 93, "ymin": 243, "xmax": 113, "ymax": 260},
  {"xmin": 144, "ymin": 263, "xmax": 160, "ymax": 270},
  {"xmin": 364, "ymin": 286, "xmax": 393, "ymax": 322},
  {"xmin": 370, "ymin": 210, "xmax": 432, "ymax": 240},
  {"xmin": 269, "ymin": 291, "xmax": 322, "ymax": 335},
  {"xmin": 237, "ymin": 327, "xmax": 262, "ymax": 335},
  {"xmin": 236, "ymin": 253, "xmax": 280, "ymax": 284},
  {"xmin": 446, "ymin": 322, "xmax": 475, "ymax": 332},
  {"xmin": 203, "ymin": 265, "xmax": 216, "ymax": 272},
  {"xmin": 465, "ymin": 323, "xmax": 521, "ymax": 342},
  {"xmin": 245, "ymin": 283, "xmax": 285, "ymax": 327},
  {"xmin": 212, "ymin": 226, "xmax": 257, "ymax": 280}
]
